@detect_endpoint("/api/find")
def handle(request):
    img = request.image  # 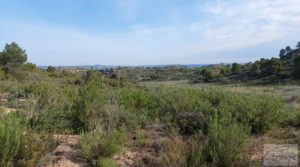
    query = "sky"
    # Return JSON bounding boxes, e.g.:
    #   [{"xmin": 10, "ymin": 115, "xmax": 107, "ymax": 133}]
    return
[{"xmin": 0, "ymin": 0, "xmax": 300, "ymax": 66}]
